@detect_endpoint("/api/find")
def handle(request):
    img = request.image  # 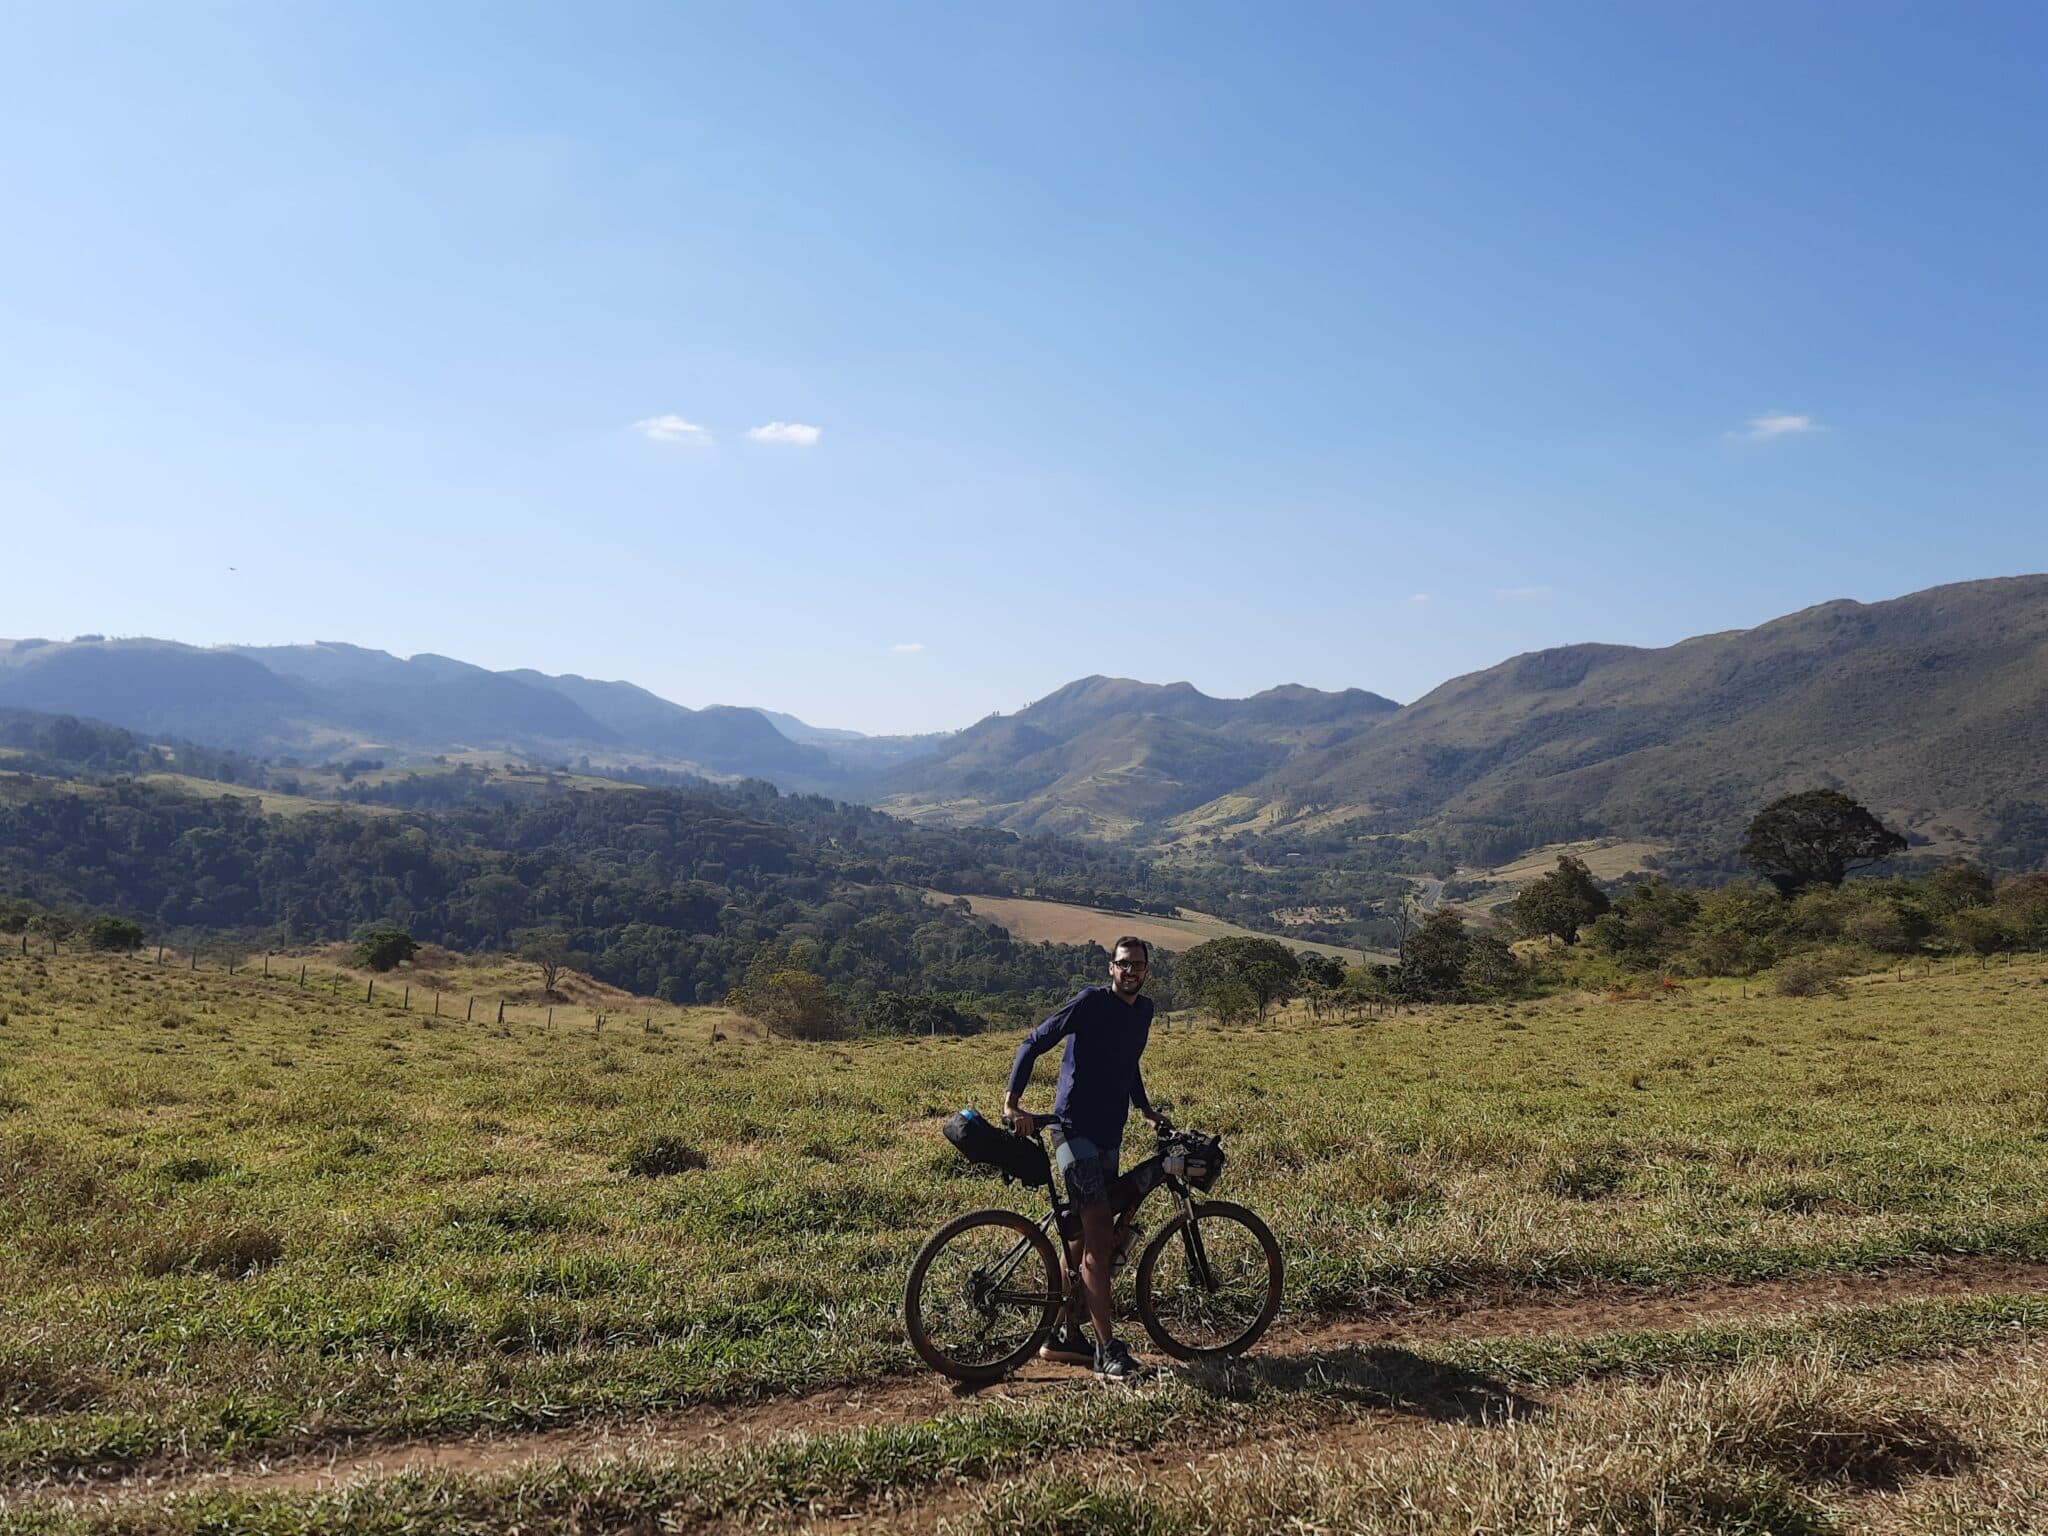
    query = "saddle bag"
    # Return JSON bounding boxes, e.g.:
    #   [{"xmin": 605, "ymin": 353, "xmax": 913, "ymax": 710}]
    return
[{"xmin": 943, "ymin": 1108, "xmax": 1051, "ymax": 1186}]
